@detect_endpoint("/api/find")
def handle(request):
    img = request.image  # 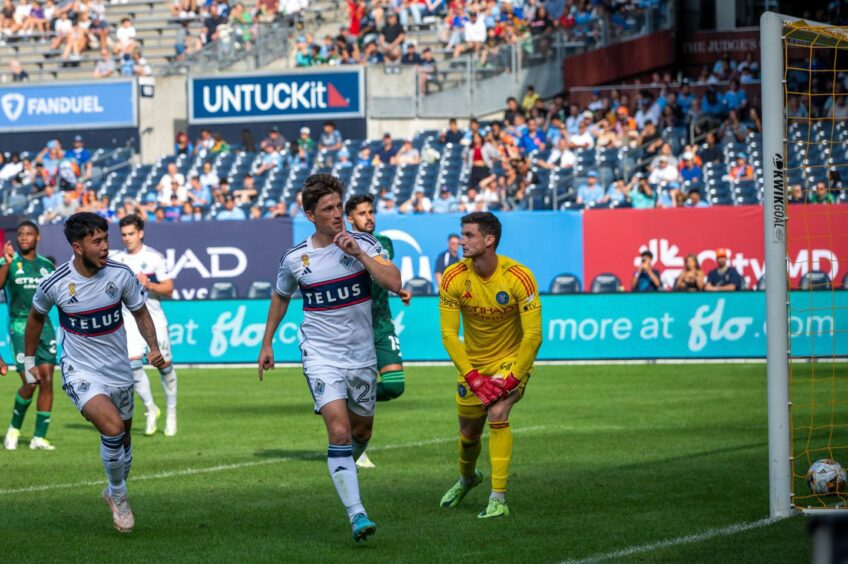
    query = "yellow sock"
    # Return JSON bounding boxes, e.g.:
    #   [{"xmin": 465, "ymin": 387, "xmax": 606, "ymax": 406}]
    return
[
  {"xmin": 459, "ymin": 434, "xmax": 482, "ymax": 481},
  {"xmin": 488, "ymin": 421, "xmax": 513, "ymax": 493}
]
